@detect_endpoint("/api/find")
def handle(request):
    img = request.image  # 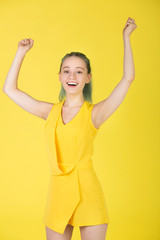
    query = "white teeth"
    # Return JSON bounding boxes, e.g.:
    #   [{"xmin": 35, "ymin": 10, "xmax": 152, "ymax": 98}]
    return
[{"xmin": 67, "ymin": 82, "xmax": 78, "ymax": 86}]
